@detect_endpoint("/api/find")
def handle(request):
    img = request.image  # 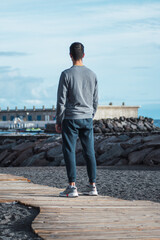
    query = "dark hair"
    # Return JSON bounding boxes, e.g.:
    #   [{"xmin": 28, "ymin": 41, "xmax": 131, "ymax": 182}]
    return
[{"xmin": 70, "ymin": 42, "xmax": 84, "ymax": 61}]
